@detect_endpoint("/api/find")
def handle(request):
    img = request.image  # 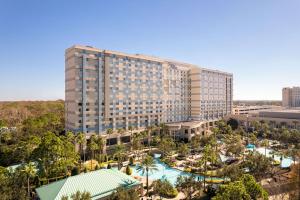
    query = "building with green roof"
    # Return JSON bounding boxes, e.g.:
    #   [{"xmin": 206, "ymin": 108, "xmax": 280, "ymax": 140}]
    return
[{"xmin": 36, "ymin": 169, "xmax": 141, "ymax": 200}]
